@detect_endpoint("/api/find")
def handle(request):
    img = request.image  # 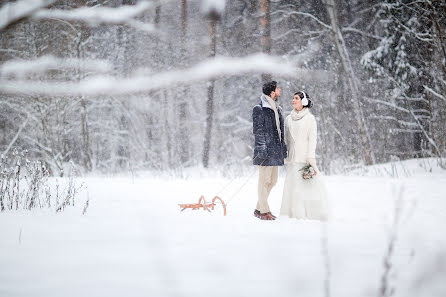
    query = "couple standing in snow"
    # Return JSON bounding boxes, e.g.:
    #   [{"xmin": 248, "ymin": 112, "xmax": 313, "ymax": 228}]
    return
[{"xmin": 252, "ymin": 81, "xmax": 330, "ymax": 221}]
